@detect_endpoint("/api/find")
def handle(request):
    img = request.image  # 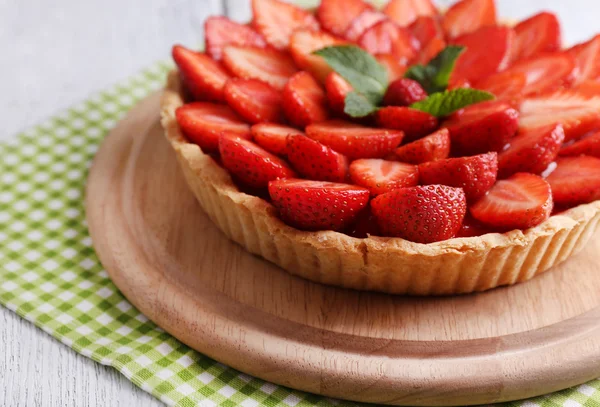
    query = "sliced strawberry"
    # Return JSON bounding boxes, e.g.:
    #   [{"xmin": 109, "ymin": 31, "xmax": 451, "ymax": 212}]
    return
[
  {"xmin": 317, "ymin": 0, "xmax": 372, "ymax": 37},
  {"xmin": 383, "ymin": 78, "xmax": 427, "ymax": 106},
  {"xmin": 358, "ymin": 20, "xmax": 419, "ymax": 64},
  {"xmin": 567, "ymin": 35, "xmax": 600, "ymax": 84},
  {"xmin": 219, "ymin": 136, "xmax": 295, "ymax": 188},
  {"xmin": 546, "ymin": 156, "xmax": 600, "ymax": 207},
  {"xmin": 455, "ymin": 215, "xmax": 494, "ymax": 238},
  {"xmin": 447, "ymin": 77, "xmax": 471, "ymax": 90},
  {"xmin": 268, "ymin": 179, "xmax": 370, "ymax": 231},
  {"xmin": 306, "ymin": 120, "xmax": 405, "ymax": 159},
  {"xmin": 371, "ymin": 185, "xmax": 467, "ymax": 243},
  {"xmin": 442, "ymin": 0, "xmax": 497, "ymax": 39},
  {"xmin": 376, "ymin": 54, "xmax": 408, "ymax": 82},
  {"xmin": 325, "ymin": 72, "xmax": 353, "ymax": 116},
  {"xmin": 471, "ymin": 173, "xmax": 553, "ymax": 230},
  {"xmin": 519, "ymin": 89, "xmax": 600, "ymax": 142},
  {"xmin": 204, "ymin": 16, "xmax": 267, "ymax": 61},
  {"xmin": 224, "ymin": 79, "xmax": 282, "ymax": 124},
  {"xmin": 395, "ymin": 128, "xmax": 450, "ymax": 164},
  {"xmin": 344, "ymin": 10, "xmax": 388, "ymax": 42},
  {"xmin": 419, "ymin": 152, "xmax": 498, "ymax": 202},
  {"xmin": 251, "ymin": 123, "xmax": 304, "ymax": 156},
  {"xmin": 443, "ymin": 101, "xmax": 519, "ymax": 156},
  {"xmin": 573, "ymin": 80, "xmax": 600, "ymax": 98},
  {"xmin": 475, "ymin": 70, "xmax": 526, "ymax": 106},
  {"xmin": 451, "ymin": 26, "xmax": 514, "ymax": 84},
  {"xmin": 560, "ymin": 130, "xmax": 600, "ymax": 158},
  {"xmin": 222, "ymin": 46, "xmax": 297, "ymax": 90},
  {"xmin": 349, "ymin": 159, "xmax": 419, "ymax": 196},
  {"xmin": 500, "ymin": 53, "xmax": 577, "ymax": 97},
  {"xmin": 415, "ymin": 36, "xmax": 446, "ymax": 65},
  {"xmin": 383, "ymin": 0, "xmax": 438, "ymax": 27},
  {"xmin": 376, "ymin": 107, "xmax": 439, "ymax": 141},
  {"xmin": 511, "ymin": 12, "xmax": 561, "ymax": 62},
  {"xmin": 287, "ymin": 135, "xmax": 348, "ymax": 182},
  {"xmin": 172, "ymin": 45, "xmax": 230, "ymax": 102},
  {"xmin": 289, "ymin": 29, "xmax": 347, "ymax": 83},
  {"xmin": 175, "ymin": 103, "xmax": 251, "ymax": 152},
  {"xmin": 409, "ymin": 16, "xmax": 443, "ymax": 48},
  {"xmin": 282, "ymin": 71, "xmax": 329, "ymax": 128},
  {"xmin": 251, "ymin": 0, "xmax": 319, "ymax": 50},
  {"xmin": 346, "ymin": 207, "xmax": 381, "ymax": 238},
  {"xmin": 498, "ymin": 124, "xmax": 565, "ymax": 178}
]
